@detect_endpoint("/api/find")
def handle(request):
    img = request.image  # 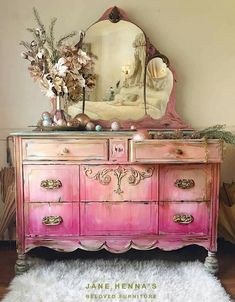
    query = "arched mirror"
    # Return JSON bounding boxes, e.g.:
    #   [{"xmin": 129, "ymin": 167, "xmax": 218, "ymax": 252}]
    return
[{"xmin": 68, "ymin": 7, "xmax": 188, "ymax": 129}]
